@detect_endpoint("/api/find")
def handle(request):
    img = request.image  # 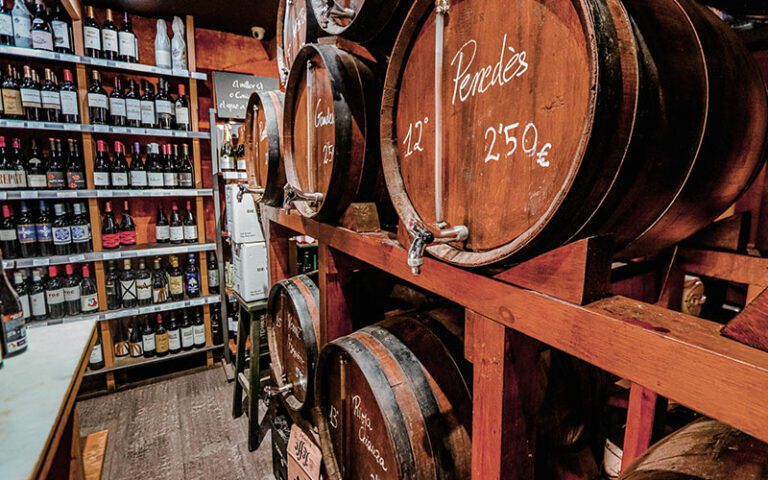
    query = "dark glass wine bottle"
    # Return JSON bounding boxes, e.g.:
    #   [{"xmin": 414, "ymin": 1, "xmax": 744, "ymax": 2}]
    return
[
  {"xmin": 119, "ymin": 200, "xmax": 135, "ymax": 247},
  {"xmin": 109, "ymin": 76, "xmax": 126, "ymax": 126},
  {"xmin": 70, "ymin": 202, "xmax": 91, "ymax": 253},
  {"xmin": 207, "ymin": 251, "xmax": 219, "ymax": 294},
  {"xmin": 20, "ymin": 65, "xmax": 41, "ymax": 121},
  {"xmin": 119, "ymin": 258, "xmax": 136, "ymax": 308},
  {"xmin": 0, "ymin": 1, "xmax": 13, "ymax": 46},
  {"xmin": 51, "ymin": 202, "xmax": 71, "ymax": 255},
  {"xmin": 167, "ymin": 255, "xmax": 183, "ymax": 301},
  {"xmin": 151, "ymin": 257, "xmax": 168, "ymax": 304},
  {"xmin": 110, "ymin": 141, "xmax": 129, "ymax": 189},
  {"xmin": 184, "ymin": 253, "xmax": 200, "ymax": 298},
  {"xmin": 124, "ymin": 79, "xmax": 141, "ymax": 127},
  {"xmin": 155, "ymin": 206, "xmax": 169, "ymax": 244},
  {"xmin": 163, "ymin": 144, "xmax": 178, "ymax": 188},
  {"xmin": 167, "ymin": 311, "xmax": 181, "ymax": 354},
  {"xmin": 169, "ymin": 203, "xmax": 183, "ymax": 244},
  {"xmin": 129, "ymin": 142, "xmax": 147, "ymax": 188},
  {"xmin": 26, "ymin": 139, "xmax": 47, "ymax": 189},
  {"xmin": 183, "ymin": 200, "xmax": 197, "ymax": 244},
  {"xmin": 154, "ymin": 314, "xmax": 169, "ymax": 357},
  {"xmin": 80, "ymin": 264, "xmax": 98, "ymax": 313},
  {"xmin": 146, "ymin": 143, "xmax": 164, "ymax": 188},
  {"xmin": 29, "ymin": 268, "xmax": 46, "ymax": 321},
  {"xmin": 46, "ymin": 138, "xmax": 66, "ymax": 189},
  {"xmin": 178, "ymin": 144, "xmax": 194, "ymax": 188},
  {"xmin": 113, "ymin": 320, "xmax": 128, "ymax": 357},
  {"xmin": 51, "ymin": 4, "xmax": 73, "ymax": 54},
  {"xmin": 83, "ymin": 6, "xmax": 102, "ymax": 58},
  {"xmin": 87, "ymin": 70, "xmax": 108, "ymax": 125},
  {"xmin": 30, "ymin": 0, "xmax": 53, "ymax": 52},
  {"xmin": 1, "ymin": 65, "xmax": 23, "ymax": 119},
  {"xmin": 155, "ymin": 78, "xmax": 173, "ymax": 130},
  {"xmin": 0, "ymin": 251, "xmax": 26, "ymax": 356},
  {"xmin": 89, "ymin": 329, "xmax": 105, "ymax": 369},
  {"xmin": 211, "ymin": 305, "xmax": 222, "ymax": 345},
  {"xmin": 16, "ymin": 201, "xmax": 36, "ymax": 258},
  {"xmin": 139, "ymin": 80, "xmax": 156, "ymax": 129},
  {"xmin": 40, "ymin": 68, "xmax": 61, "ymax": 122},
  {"xmin": 66, "ymin": 139, "xmax": 85, "ymax": 189},
  {"xmin": 62, "ymin": 263, "xmax": 81, "ymax": 316},
  {"xmin": 13, "ymin": 271, "xmax": 30, "ymax": 322},
  {"xmin": 142, "ymin": 316, "xmax": 155, "ymax": 358},
  {"xmin": 101, "ymin": 9, "xmax": 118, "ymax": 60},
  {"xmin": 135, "ymin": 258, "xmax": 151, "ymax": 306},
  {"xmin": 93, "ymin": 140, "xmax": 111, "ymax": 189},
  {"xmin": 104, "ymin": 260, "xmax": 120, "ymax": 310},
  {"xmin": 10, "ymin": 138, "xmax": 25, "ymax": 189},
  {"xmin": 0, "ymin": 204, "xmax": 18, "ymax": 259},
  {"xmin": 118, "ymin": 11, "xmax": 136, "ymax": 63},
  {"xmin": 59, "ymin": 69, "xmax": 79, "ymax": 123},
  {"xmin": 35, "ymin": 200, "xmax": 52, "ymax": 257},
  {"xmin": 180, "ymin": 309, "xmax": 194, "ymax": 351},
  {"xmin": 175, "ymin": 84, "xmax": 190, "ymax": 131},
  {"xmin": 193, "ymin": 307, "xmax": 206, "ymax": 348},
  {"xmin": 0, "ymin": 136, "xmax": 12, "ymax": 189},
  {"xmin": 101, "ymin": 201, "xmax": 119, "ymax": 250},
  {"xmin": 129, "ymin": 317, "xmax": 143, "ymax": 357},
  {"xmin": 45, "ymin": 265, "xmax": 65, "ymax": 319}
]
